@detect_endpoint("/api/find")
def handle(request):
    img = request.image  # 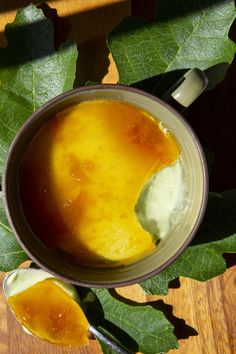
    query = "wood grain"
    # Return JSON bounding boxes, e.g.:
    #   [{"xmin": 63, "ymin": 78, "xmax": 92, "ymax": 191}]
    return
[
  {"xmin": 117, "ymin": 268, "xmax": 236, "ymax": 354},
  {"xmin": 0, "ymin": 1, "xmax": 235, "ymax": 353}
]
